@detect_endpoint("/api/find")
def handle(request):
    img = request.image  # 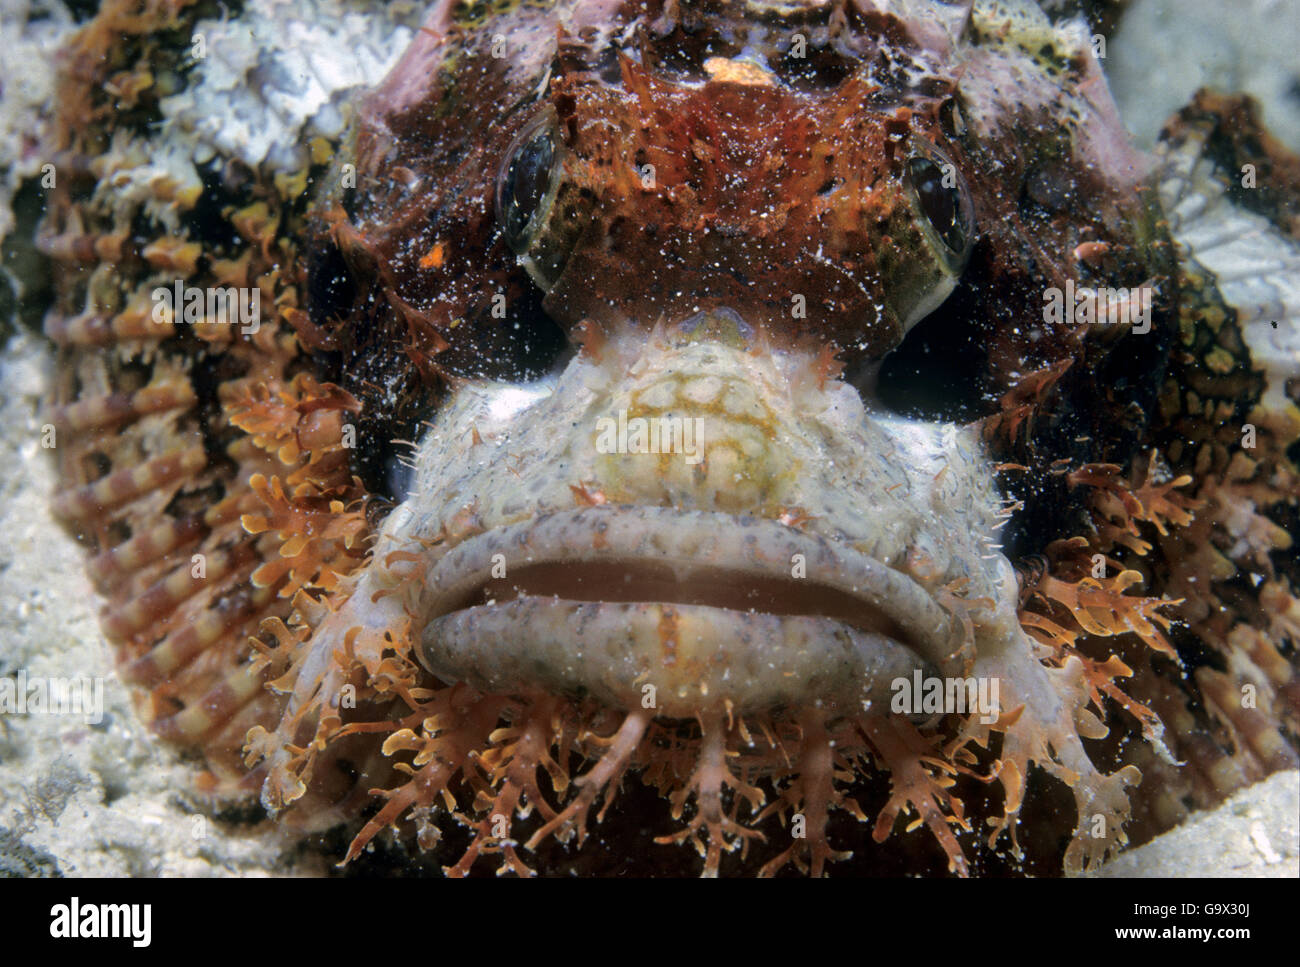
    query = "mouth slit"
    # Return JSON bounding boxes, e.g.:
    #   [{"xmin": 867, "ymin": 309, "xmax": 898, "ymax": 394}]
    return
[
  {"xmin": 448, "ymin": 560, "xmax": 915, "ymax": 648},
  {"xmin": 416, "ymin": 507, "xmax": 963, "ymax": 672}
]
